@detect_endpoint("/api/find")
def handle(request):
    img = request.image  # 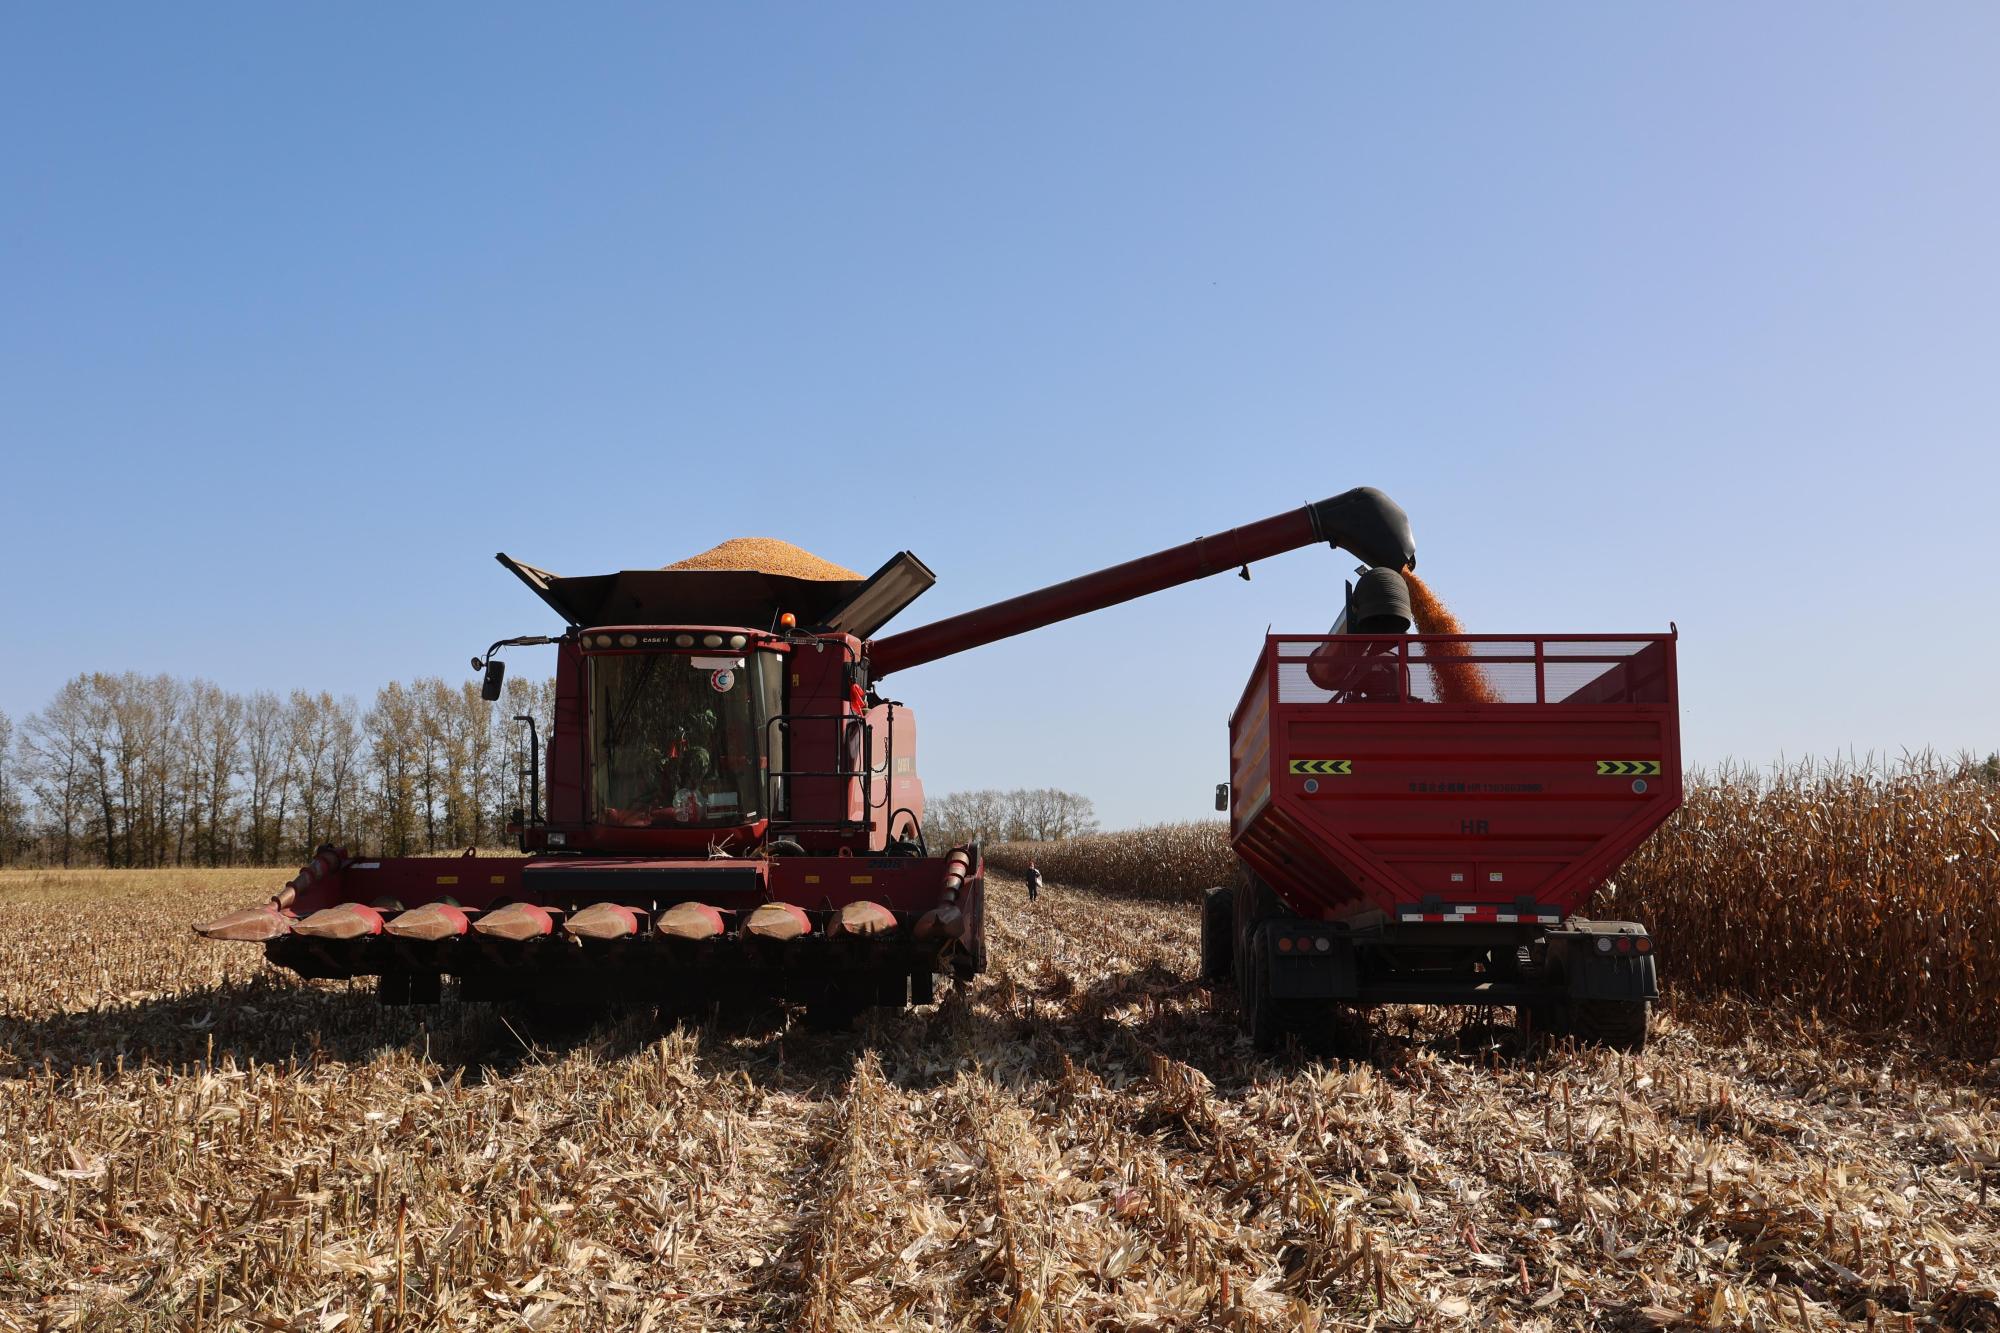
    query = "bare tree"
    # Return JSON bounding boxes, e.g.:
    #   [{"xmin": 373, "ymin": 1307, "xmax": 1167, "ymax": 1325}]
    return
[
  {"xmin": 0, "ymin": 711, "xmax": 22, "ymax": 865},
  {"xmin": 1012, "ymin": 787, "xmax": 1099, "ymax": 841},
  {"xmin": 924, "ymin": 787, "xmax": 1097, "ymax": 846},
  {"xmin": 288, "ymin": 691, "xmax": 349, "ymax": 854},
  {"xmin": 365, "ymin": 682, "xmax": 421, "ymax": 857},
  {"xmin": 6, "ymin": 670, "xmax": 555, "ymax": 866},
  {"xmin": 323, "ymin": 697, "xmax": 362, "ymax": 849},
  {"xmin": 24, "ymin": 680, "xmax": 92, "ymax": 867},
  {"xmin": 194, "ymin": 682, "xmax": 244, "ymax": 865},
  {"xmin": 242, "ymin": 691, "xmax": 291, "ymax": 865}
]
